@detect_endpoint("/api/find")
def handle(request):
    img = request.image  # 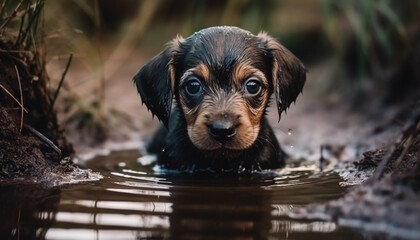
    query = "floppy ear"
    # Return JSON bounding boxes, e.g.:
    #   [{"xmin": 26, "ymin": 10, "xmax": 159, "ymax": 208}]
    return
[
  {"xmin": 133, "ymin": 37, "xmax": 183, "ymax": 126},
  {"xmin": 258, "ymin": 33, "xmax": 307, "ymax": 120}
]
